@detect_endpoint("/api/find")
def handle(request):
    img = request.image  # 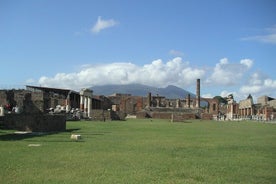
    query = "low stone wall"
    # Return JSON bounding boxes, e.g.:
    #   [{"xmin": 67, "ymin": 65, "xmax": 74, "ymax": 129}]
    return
[
  {"xmin": 137, "ymin": 110, "xmax": 198, "ymax": 121},
  {"xmin": 136, "ymin": 111, "xmax": 149, "ymax": 119},
  {"xmin": 171, "ymin": 113, "xmax": 197, "ymax": 122},
  {"xmin": 201, "ymin": 113, "xmax": 214, "ymax": 120},
  {"xmin": 151, "ymin": 112, "xmax": 172, "ymax": 119},
  {"xmin": 91, "ymin": 110, "xmax": 111, "ymax": 121},
  {"xmin": 91, "ymin": 109, "xmax": 126, "ymax": 121},
  {"xmin": 3, "ymin": 113, "xmax": 66, "ymax": 132}
]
